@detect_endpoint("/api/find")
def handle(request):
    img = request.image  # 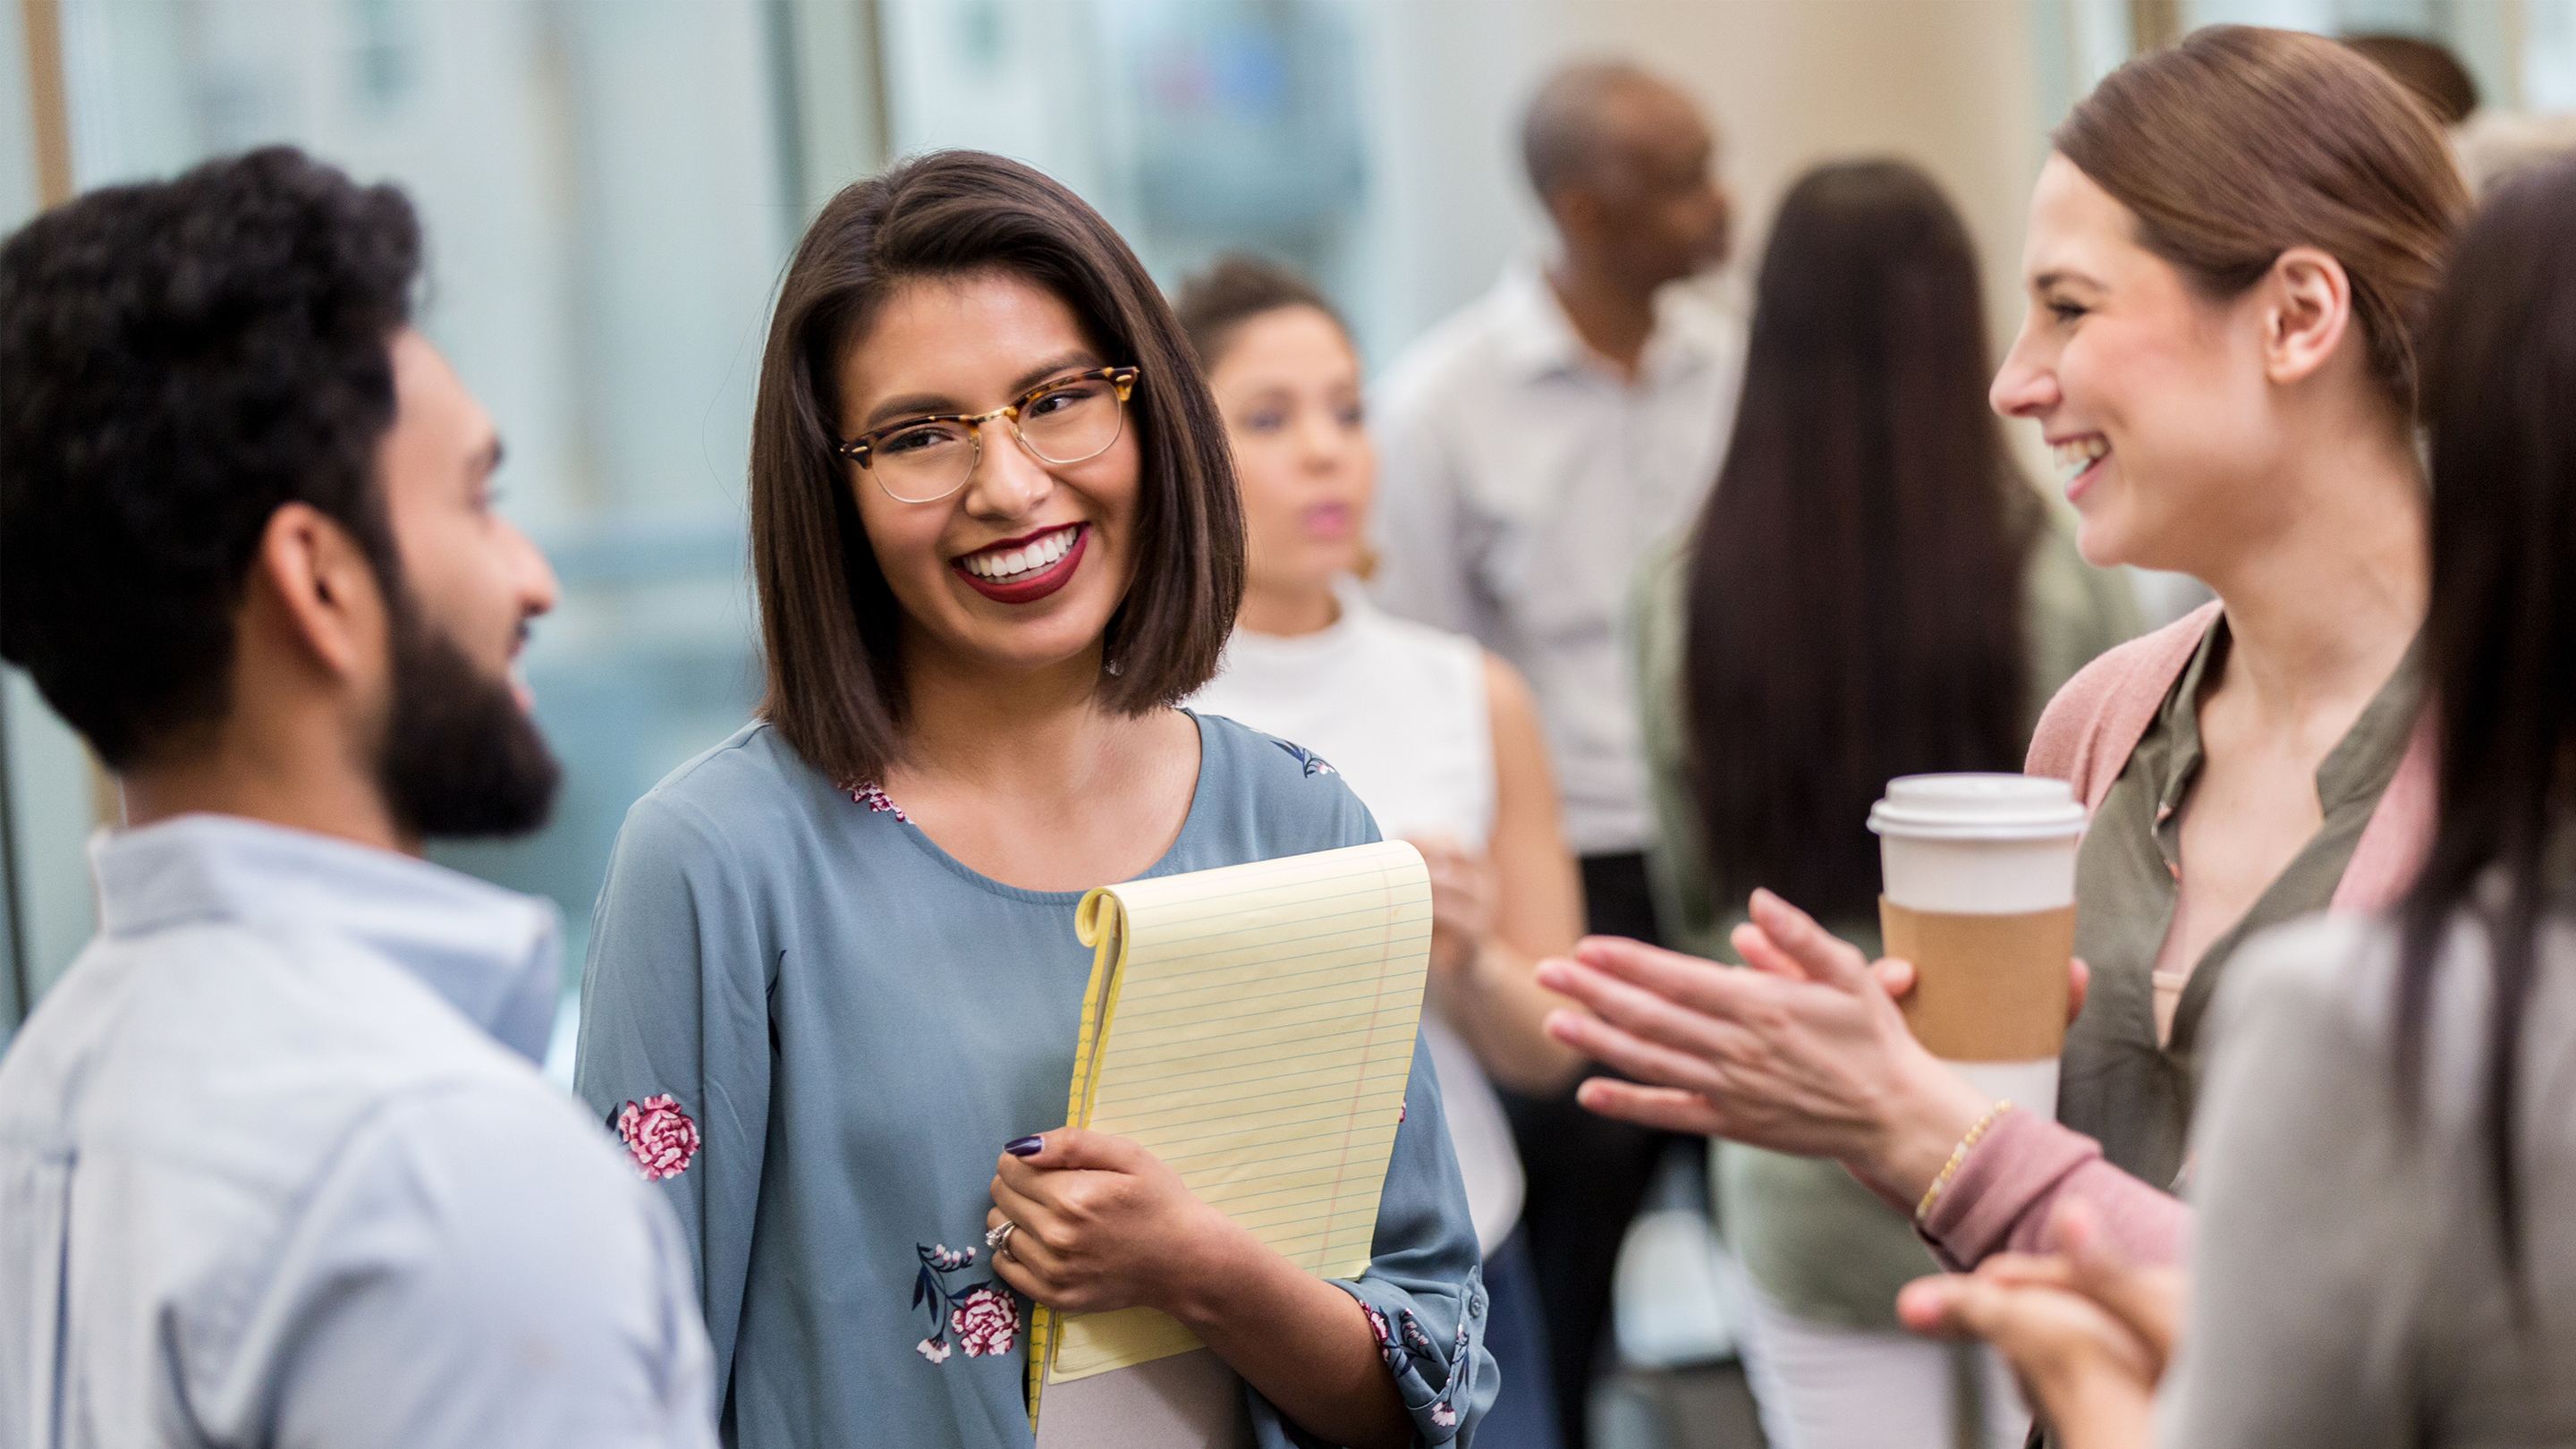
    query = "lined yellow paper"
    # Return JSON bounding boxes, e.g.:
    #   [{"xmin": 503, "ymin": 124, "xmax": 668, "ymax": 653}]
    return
[{"xmin": 1025, "ymin": 841, "xmax": 1432, "ymax": 1419}]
